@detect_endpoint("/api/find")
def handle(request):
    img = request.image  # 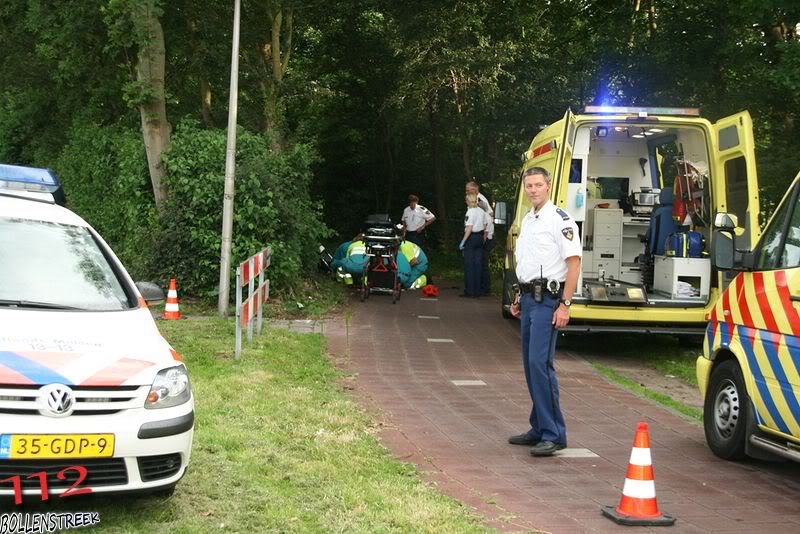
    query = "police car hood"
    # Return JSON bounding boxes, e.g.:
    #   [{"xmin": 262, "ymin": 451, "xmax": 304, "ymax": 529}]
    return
[{"xmin": 0, "ymin": 308, "xmax": 179, "ymax": 387}]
